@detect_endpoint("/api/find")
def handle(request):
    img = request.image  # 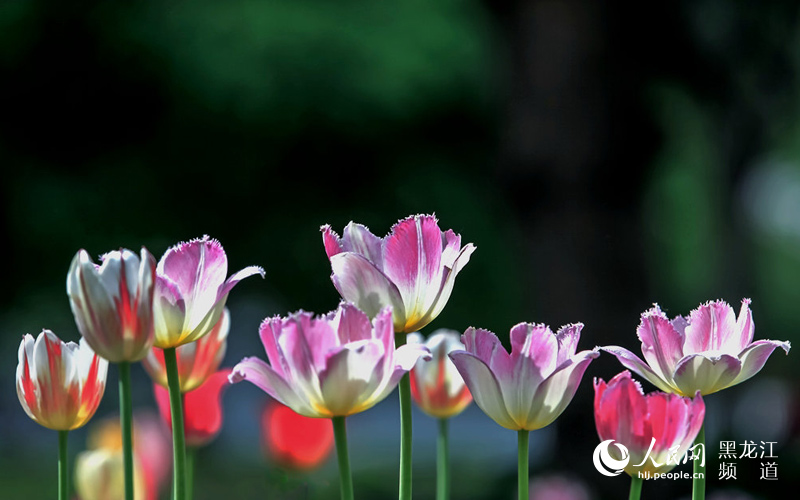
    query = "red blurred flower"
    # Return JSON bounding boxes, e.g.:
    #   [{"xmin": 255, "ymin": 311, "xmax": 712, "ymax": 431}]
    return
[
  {"xmin": 261, "ymin": 401, "xmax": 334, "ymax": 470},
  {"xmin": 154, "ymin": 369, "xmax": 231, "ymax": 447}
]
